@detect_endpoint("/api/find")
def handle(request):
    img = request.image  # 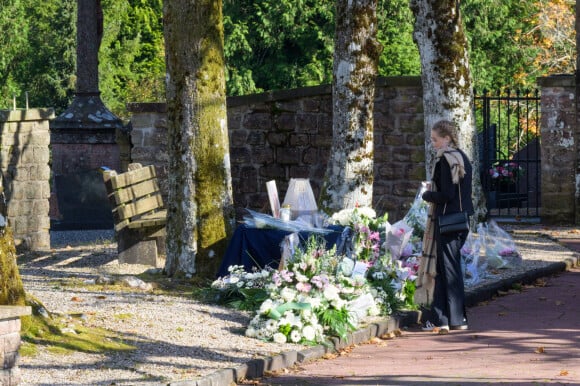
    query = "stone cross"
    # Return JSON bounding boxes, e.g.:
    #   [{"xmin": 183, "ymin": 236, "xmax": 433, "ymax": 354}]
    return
[{"xmin": 76, "ymin": 0, "xmax": 103, "ymax": 95}]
